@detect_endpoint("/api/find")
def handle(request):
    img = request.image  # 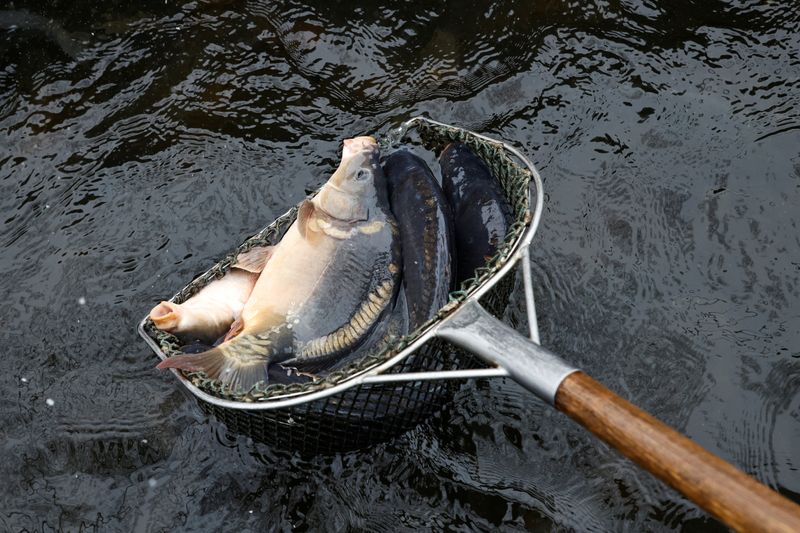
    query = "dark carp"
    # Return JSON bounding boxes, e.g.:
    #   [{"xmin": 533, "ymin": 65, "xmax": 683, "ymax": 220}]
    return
[
  {"xmin": 384, "ymin": 150, "xmax": 454, "ymax": 330},
  {"xmin": 157, "ymin": 137, "xmax": 401, "ymax": 392},
  {"xmin": 439, "ymin": 142, "xmax": 512, "ymax": 284}
]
